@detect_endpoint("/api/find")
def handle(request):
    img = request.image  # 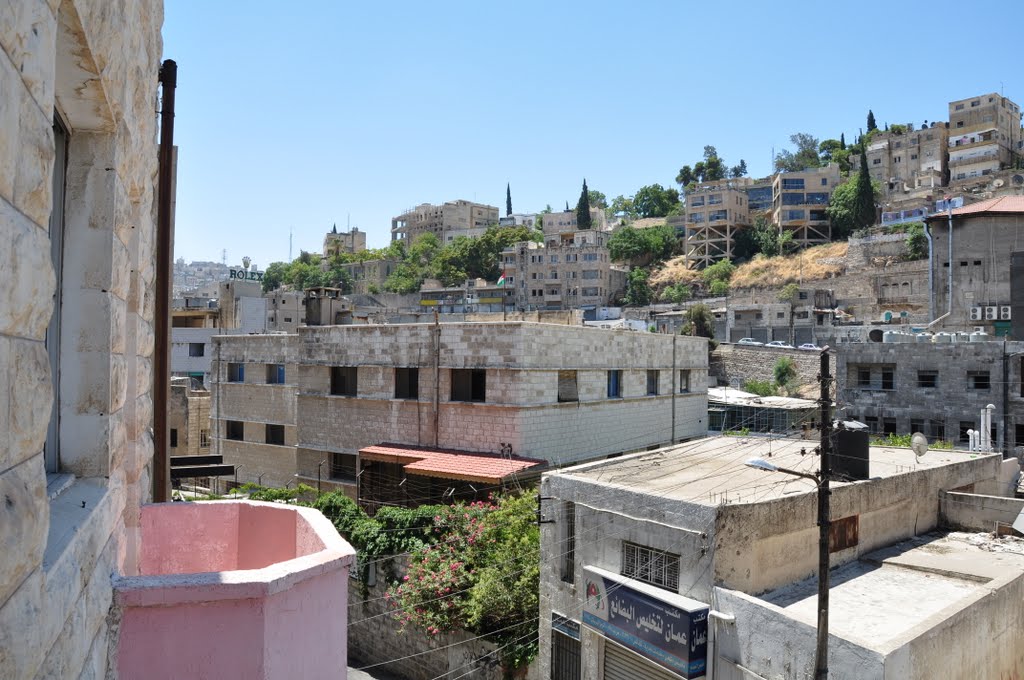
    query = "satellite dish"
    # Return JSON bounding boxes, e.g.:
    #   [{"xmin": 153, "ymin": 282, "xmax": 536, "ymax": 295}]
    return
[
  {"xmin": 1013, "ymin": 175, "xmax": 1024, "ymax": 186},
  {"xmin": 910, "ymin": 432, "xmax": 929, "ymax": 460},
  {"xmin": 994, "ymin": 179, "xmax": 1005, "ymax": 188}
]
